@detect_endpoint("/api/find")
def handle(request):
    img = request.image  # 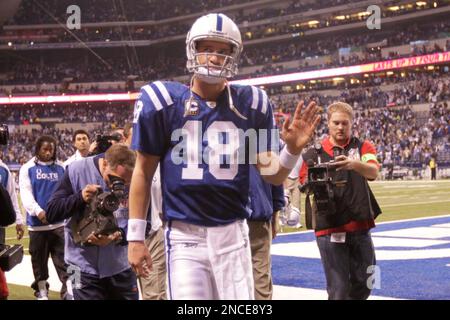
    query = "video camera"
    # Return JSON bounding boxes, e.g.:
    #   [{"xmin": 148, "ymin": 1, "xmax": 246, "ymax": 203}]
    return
[
  {"xmin": 301, "ymin": 144, "xmax": 347, "ymax": 217},
  {"xmin": 71, "ymin": 176, "xmax": 126, "ymax": 245},
  {"xmin": 0, "ymin": 124, "xmax": 9, "ymax": 145},
  {"xmin": 0, "ymin": 228, "xmax": 24, "ymax": 272},
  {"xmin": 91, "ymin": 133, "xmax": 122, "ymax": 155}
]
